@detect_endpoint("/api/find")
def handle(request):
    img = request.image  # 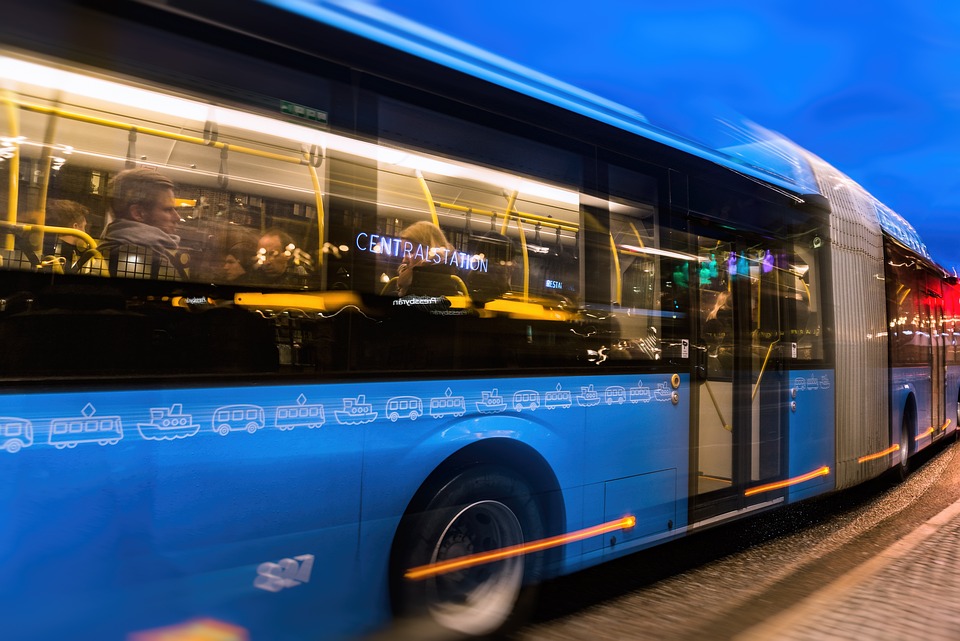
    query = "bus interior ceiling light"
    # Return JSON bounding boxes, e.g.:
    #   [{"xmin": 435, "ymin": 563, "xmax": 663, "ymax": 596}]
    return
[{"xmin": 3, "ymin": 55, "xmax": 580, "ymax": 207}]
